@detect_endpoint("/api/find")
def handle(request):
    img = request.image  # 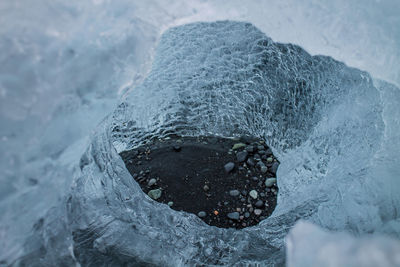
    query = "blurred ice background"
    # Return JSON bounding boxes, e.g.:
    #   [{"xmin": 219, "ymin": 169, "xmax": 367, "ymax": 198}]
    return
[{"xmin": 0, "ymin": 0, "xmax": 399, "ymax": 265}]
